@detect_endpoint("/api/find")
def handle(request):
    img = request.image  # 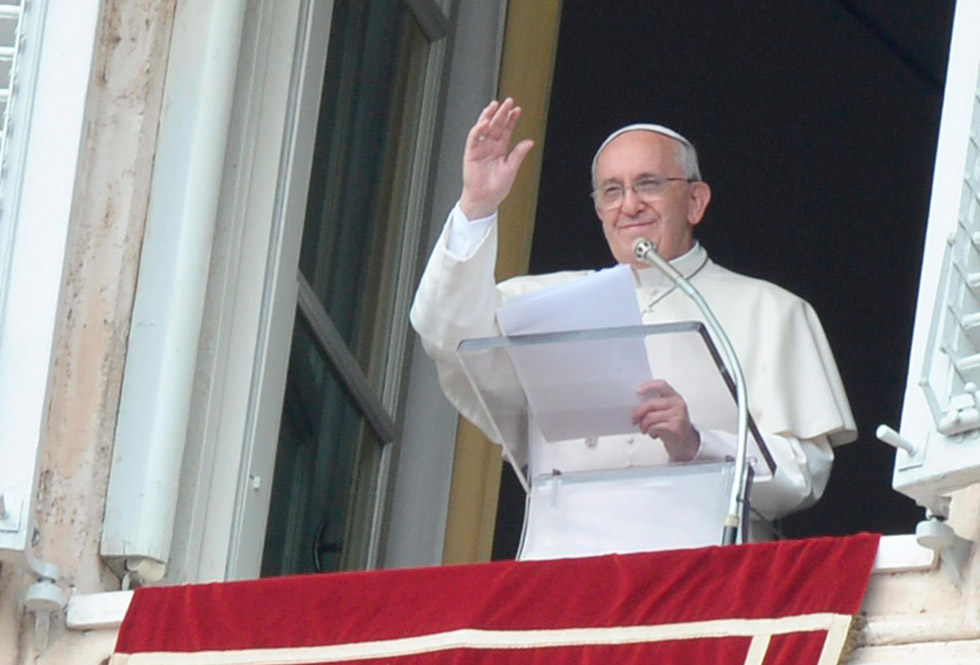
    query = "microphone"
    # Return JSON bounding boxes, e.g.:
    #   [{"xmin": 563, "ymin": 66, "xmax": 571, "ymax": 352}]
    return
[
  {"xmin": 633, "ymin": 238, "xmax": 682, "ymax": 282},
  {"xmin": 632, "ymin": 237, "xmax": 656, "ymax": 261},
  {"xmin": 631, "ymin": 237, "xmax": 751, "ymax": 547}
]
